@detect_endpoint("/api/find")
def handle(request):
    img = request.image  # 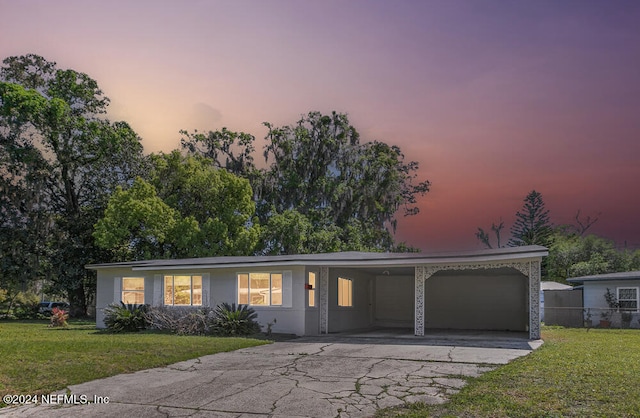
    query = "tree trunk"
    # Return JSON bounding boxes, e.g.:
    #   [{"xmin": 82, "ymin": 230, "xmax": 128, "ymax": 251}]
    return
[{"xmin": 68, "ymin": 285, "xmax": 87, "ymax": 317}]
